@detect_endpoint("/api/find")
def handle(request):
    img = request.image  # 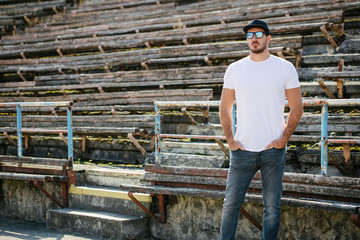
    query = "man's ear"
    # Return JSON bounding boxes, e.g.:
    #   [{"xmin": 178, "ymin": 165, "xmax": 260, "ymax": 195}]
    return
[{"xmin": 267, "ymin": 35, "xmax": 271, "ymax": 43}]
